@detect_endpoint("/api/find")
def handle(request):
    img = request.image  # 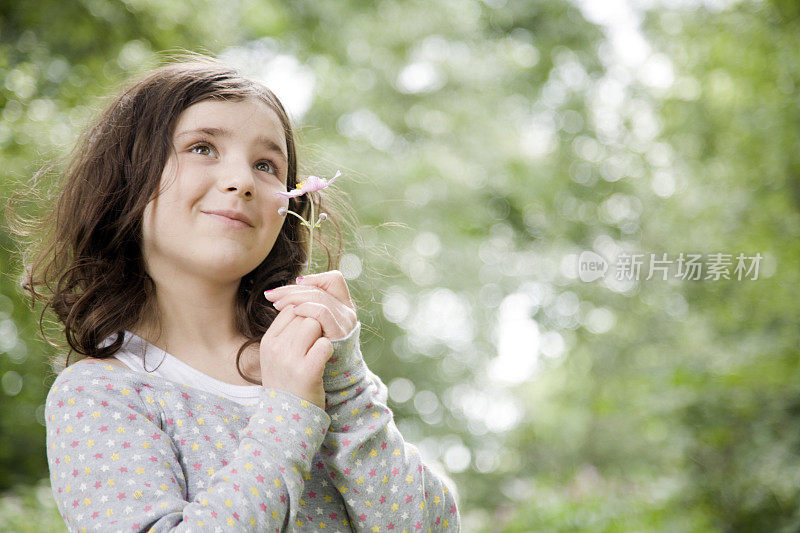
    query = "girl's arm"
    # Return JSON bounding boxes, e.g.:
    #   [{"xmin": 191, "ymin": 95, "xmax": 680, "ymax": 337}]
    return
[
  {"xmin": 321, "ymin": 324, "xmax": 462, "ymax": 531},
  {"xmin": 45, "ymin": 365, "xmax": 330, "ymax": 532}
]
